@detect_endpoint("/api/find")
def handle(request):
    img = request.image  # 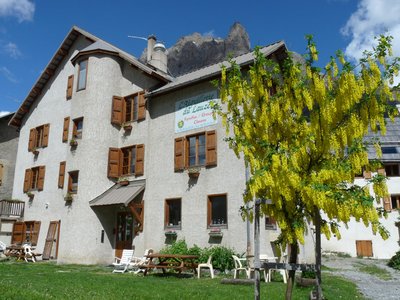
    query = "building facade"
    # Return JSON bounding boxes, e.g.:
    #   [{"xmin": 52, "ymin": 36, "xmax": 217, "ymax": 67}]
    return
[{"xmin": 7, "ymin": 27, "xmax": 312, "ymax": 264}]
